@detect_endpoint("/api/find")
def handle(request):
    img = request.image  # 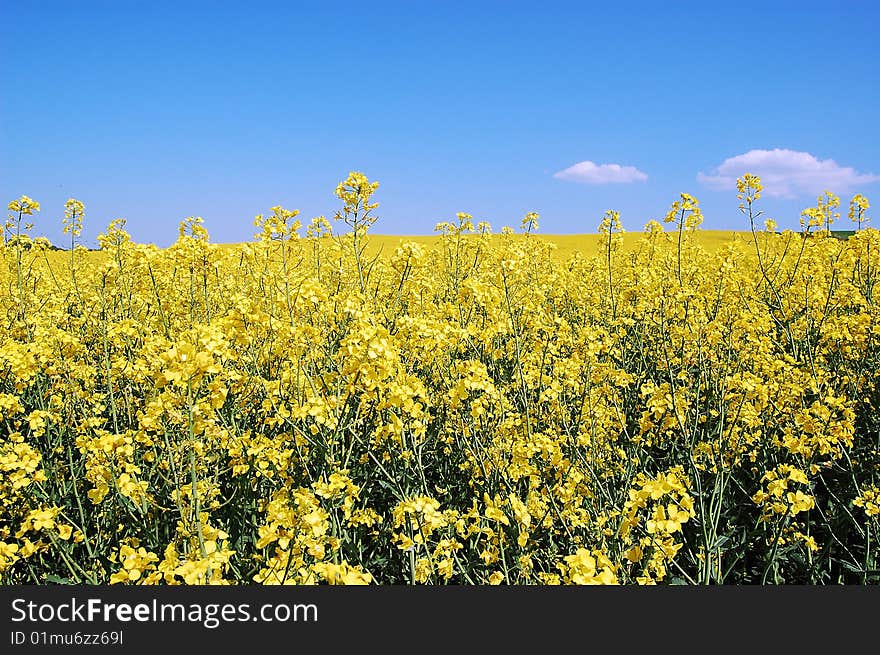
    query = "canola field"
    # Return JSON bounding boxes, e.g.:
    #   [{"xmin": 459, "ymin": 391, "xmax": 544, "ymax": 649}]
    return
[{"xmin": 1, "ymin": 174, "xmax": 878, "ymax": 585}]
